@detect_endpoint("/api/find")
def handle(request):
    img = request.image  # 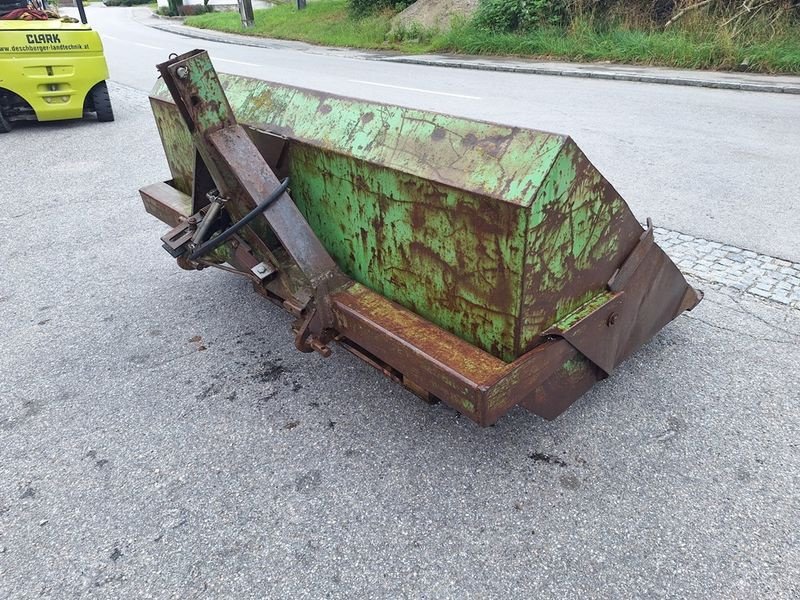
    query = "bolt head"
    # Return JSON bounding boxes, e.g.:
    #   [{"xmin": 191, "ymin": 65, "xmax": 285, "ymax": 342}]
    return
[
  {"xmin": 607, "ymin": 313, "xmax": 619, "ymax": 326},
  {"xmin": 176, "ymin": 66, "xmax": 189, "ymax": 79},
  {"xmin": 256, "ymin": 265, "xmax": 267, "ymax": 274}
]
